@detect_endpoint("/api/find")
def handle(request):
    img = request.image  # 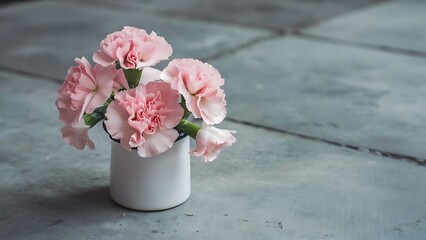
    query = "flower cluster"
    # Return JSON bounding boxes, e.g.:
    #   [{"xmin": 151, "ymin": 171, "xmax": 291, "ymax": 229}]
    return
[{"xmin": 56, "ymin": 26, "xmax": 236, "ymax": 162}]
